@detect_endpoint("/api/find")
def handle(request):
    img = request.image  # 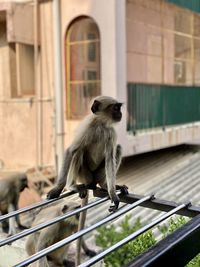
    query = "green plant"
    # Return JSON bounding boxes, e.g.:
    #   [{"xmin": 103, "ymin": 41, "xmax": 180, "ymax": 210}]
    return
[
  {"xmin": 96, "ymin": 215, "xmax": 200, "ymax": 267},
  {"xmin": 187, "ymin": 254, "xmax": 200, "ymax": 267},
  {"xmin": 158, "ymin": 216, "xmax": 200, "ymax": 267},
  {"xmin": 96, "ymin": 216, "xmax": 156, "ymax": 267},
  {"xmin": 158, "ymin": 216, "xmax": 188, "ymax": 238}
]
